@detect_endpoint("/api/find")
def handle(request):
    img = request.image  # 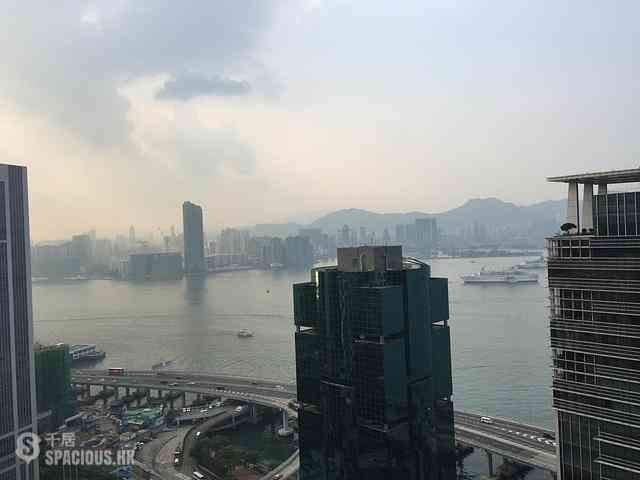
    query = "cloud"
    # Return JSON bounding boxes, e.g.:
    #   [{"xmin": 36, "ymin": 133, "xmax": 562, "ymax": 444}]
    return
[
  {"xmin": 156, "ymin": 73, "xmax": 251, "ymax": 101},
  {"xmin": 0, "ymin": 1, "xmax": 276, "ymax": 146}
]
